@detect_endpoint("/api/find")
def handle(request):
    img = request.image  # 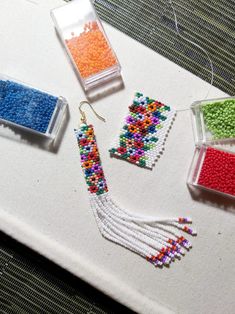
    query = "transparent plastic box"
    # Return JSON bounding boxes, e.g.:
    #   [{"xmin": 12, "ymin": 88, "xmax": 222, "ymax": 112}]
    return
[
  {"xmin": 187, "ymin": 145, "xmax": 235, "ymax": 199},
  {"xmin": 0, "ymin": 74, "xmax": 67, "ymax": 140},
  {"xmin": 190, "ymin": 96, "xmax": 235, "ymax": 145},
  {"xmin": 51, "ymin": 0, "xmax": 121, "ymax": 92}
]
